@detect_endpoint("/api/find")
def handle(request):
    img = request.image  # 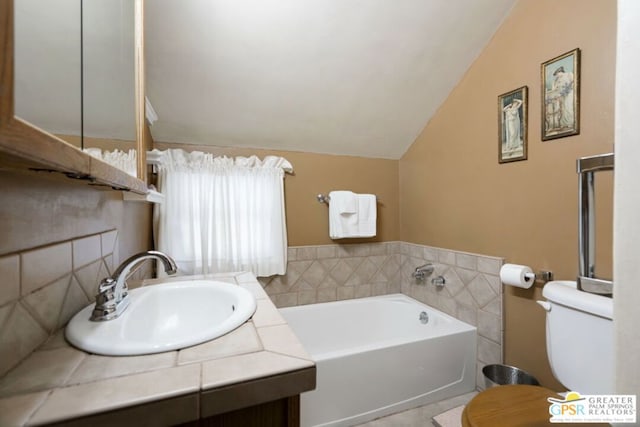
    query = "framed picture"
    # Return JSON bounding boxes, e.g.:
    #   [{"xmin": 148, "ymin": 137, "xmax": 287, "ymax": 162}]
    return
[
  {"xmin": 541, "ymin": 48, "xmax": 580, "ymax": 140},
  {"xmin": 498, "ymin": 86, "xmax": 528, "ymax": 163}
]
